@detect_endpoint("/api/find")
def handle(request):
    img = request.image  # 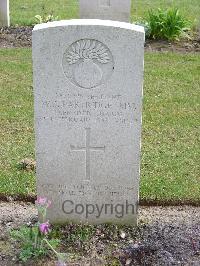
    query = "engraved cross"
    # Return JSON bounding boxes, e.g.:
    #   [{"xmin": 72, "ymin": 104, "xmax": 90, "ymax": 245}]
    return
[{"xmin": 70, "ymin": 128, "xmax": 105, "ymax": 181}]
